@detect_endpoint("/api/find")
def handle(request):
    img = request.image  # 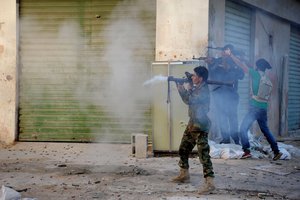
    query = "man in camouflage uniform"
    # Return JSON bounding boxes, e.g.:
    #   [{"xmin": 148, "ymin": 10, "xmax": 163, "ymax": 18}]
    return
[{"xmin": 172, "ymin": 66, "xmax": 215, "ymax": 194}]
